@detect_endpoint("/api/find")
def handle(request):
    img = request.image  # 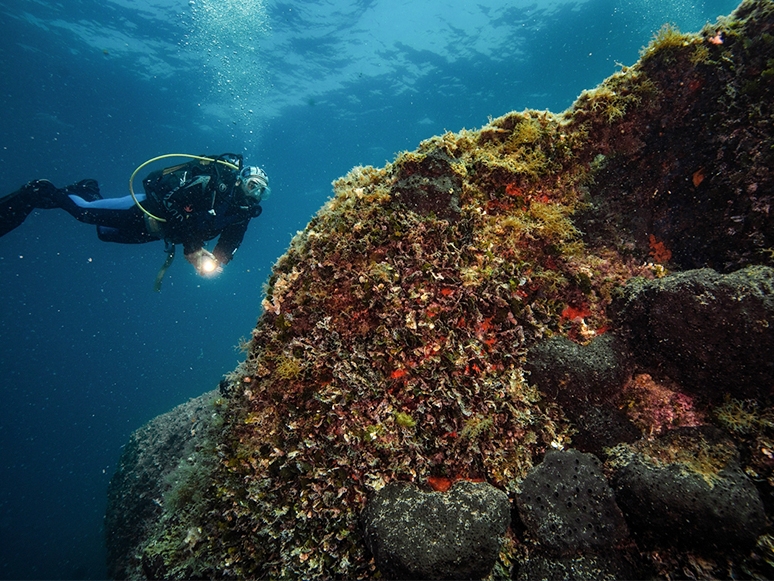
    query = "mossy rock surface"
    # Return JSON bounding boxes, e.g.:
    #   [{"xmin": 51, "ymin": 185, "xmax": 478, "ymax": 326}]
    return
[
  {"xmin": 105, "ymin": 390, "xmax": 221, "ymax": 580},
  {"xmin": 106, "ymin": 2, "xmax": 774, "ymax": 579},
  {"xmin": 361, "ymin": 480, "xmax": 510, "ymax": 580}
]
